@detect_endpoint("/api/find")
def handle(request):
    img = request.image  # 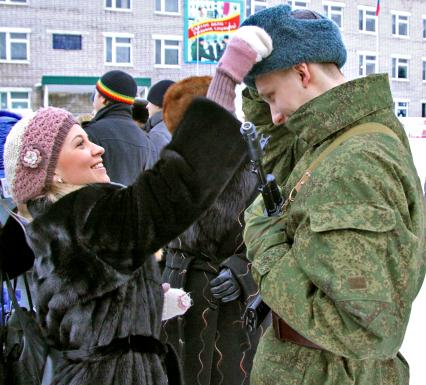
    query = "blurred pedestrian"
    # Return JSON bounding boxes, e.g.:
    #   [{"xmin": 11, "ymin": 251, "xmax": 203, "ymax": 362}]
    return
[
  {"xmin": 132, "ymin": 97, "xmax": 149, "ymax": 130},
  {"xmin": 85, "ymin": 70, "xmax": 157, "ymax": 185},
  {"xmin": 145, "ymin": 80, "xmax": 174, "ymax": 154}
]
